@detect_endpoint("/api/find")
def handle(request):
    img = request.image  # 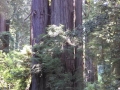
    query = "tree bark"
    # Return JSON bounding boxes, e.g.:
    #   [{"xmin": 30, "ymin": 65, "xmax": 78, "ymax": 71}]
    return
[
  {"xmin": 31, "ymin": 0, "xmax": 49, "ymax": 45},
  {"xmin": 0, "ymin": 14, "xmax": 10, "ymax": 53},
  {"xmin": 3, "ymin": 20, "xmax": 10, "ymax": 53},
  {"xmin": 0, "ymin": 13, "xmax": 5, "ymax": 32},
  {"xmin": 51, "ymin": 0, "xmax": 74, "ymax": 30},
  {"xmin": 30, "ymin": 0, "xmax": 49, "ymax": 90},
  {"xmin": 75, "ymin": 0, "xmax": 84, "ymax": 89},
  {"xmin": 51, "ymin": 0, "xmax": 84, "ymax": 90},
  {"xmin": 30, "ymin": 0, "xmax": 84, "ymax": 90}
]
